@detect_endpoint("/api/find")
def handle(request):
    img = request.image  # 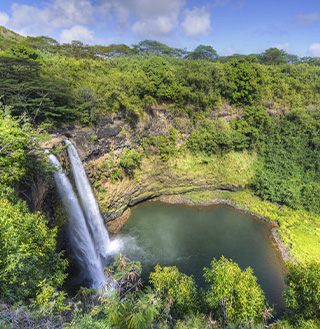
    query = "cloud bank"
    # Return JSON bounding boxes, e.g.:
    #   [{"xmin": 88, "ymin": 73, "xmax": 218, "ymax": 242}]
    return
[
  {"xmin": 181, "ymin": 7, "xmax": 211, "ymax": 37},
  {"xmin": 1, "ymin": 0, "xmax": 213, "ymax": 43},
  {"xmin": 0, "ymin": 12, "xmax": 9, "ymax": 26},
  {"xmin": 309, "ymin": 43, "xmax": 320, "ymax": 57},
  {"xmin": 59, "ymin": 25, "xmax": 95, "ymax": 44}
]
